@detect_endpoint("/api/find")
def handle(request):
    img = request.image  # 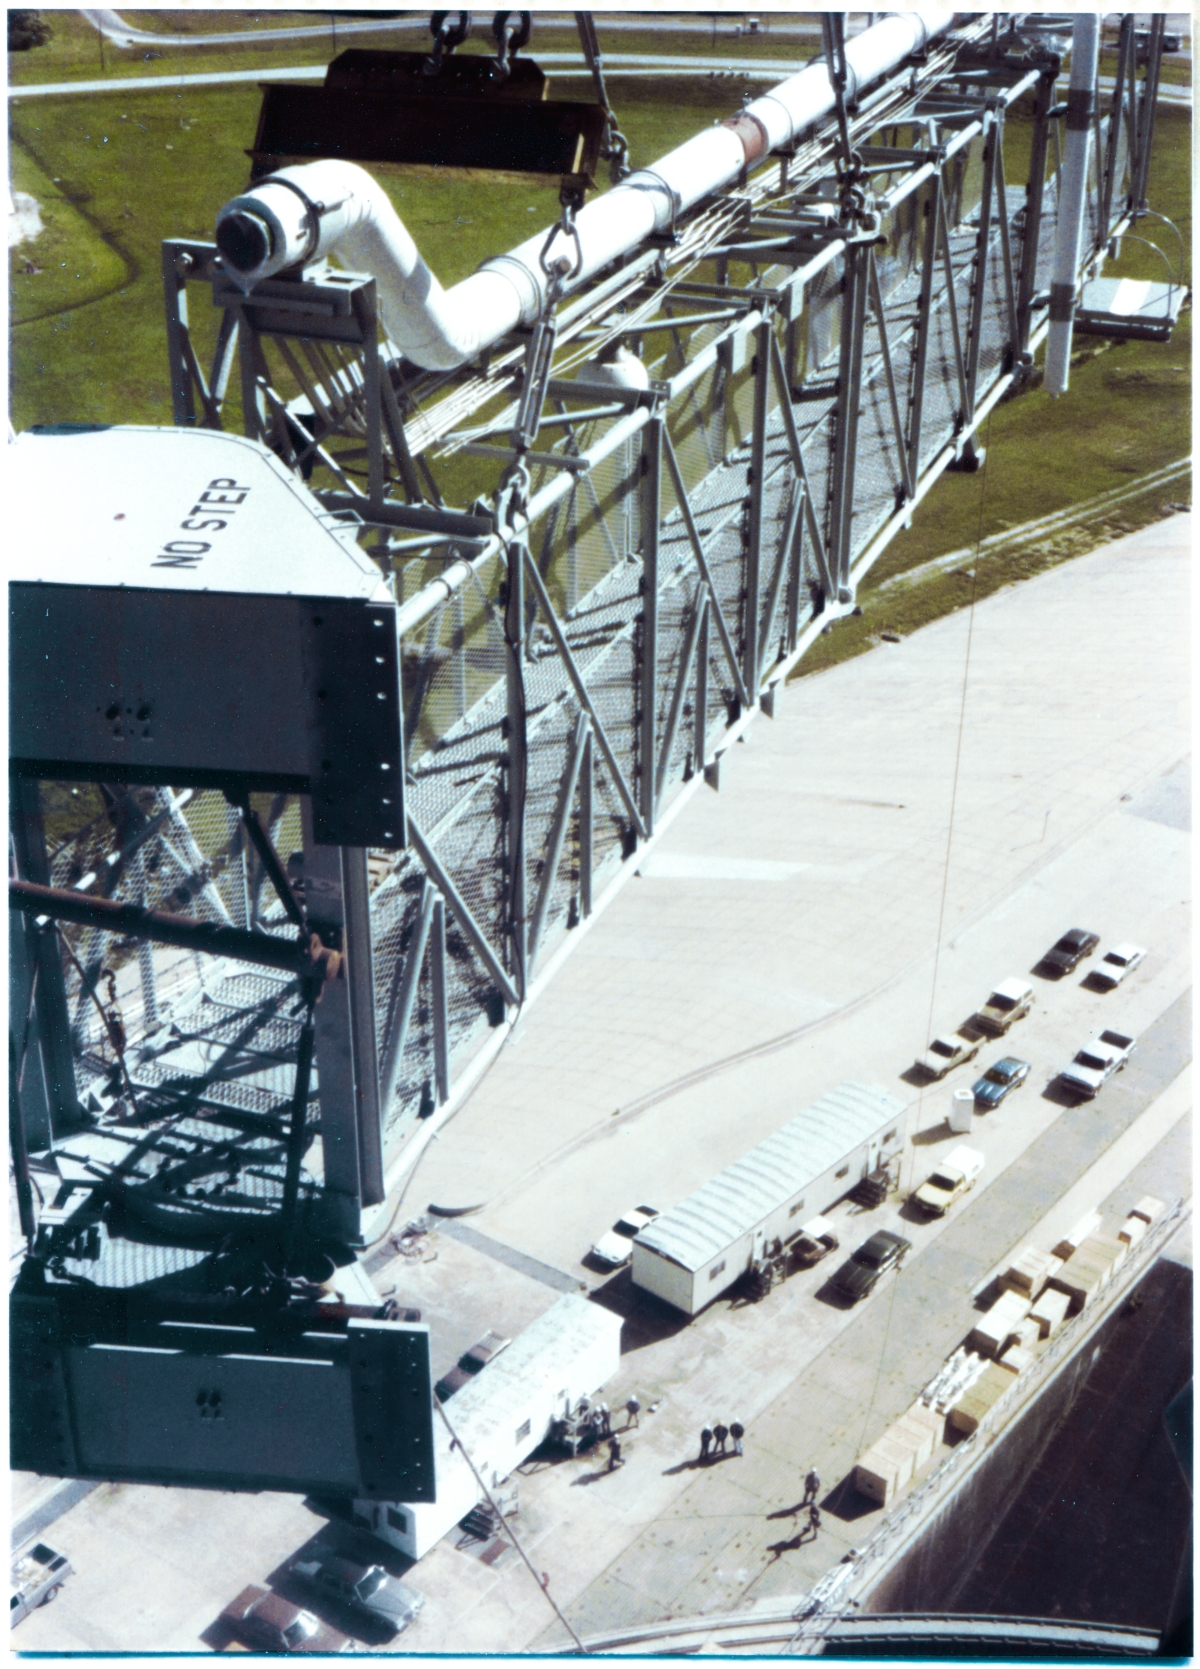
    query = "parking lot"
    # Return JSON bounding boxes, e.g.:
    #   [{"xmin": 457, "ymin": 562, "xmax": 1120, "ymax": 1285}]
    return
[{"xmin": 13, "ymin": 512, "xmax": 1191, "ymax": 1653}]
